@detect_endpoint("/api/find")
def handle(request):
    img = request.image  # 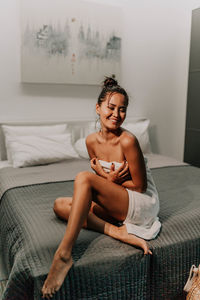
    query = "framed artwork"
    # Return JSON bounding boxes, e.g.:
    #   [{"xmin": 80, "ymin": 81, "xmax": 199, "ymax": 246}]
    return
[{"xmin": 21, "ymin": 0, "xmax": 122, "ymax": 85}]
